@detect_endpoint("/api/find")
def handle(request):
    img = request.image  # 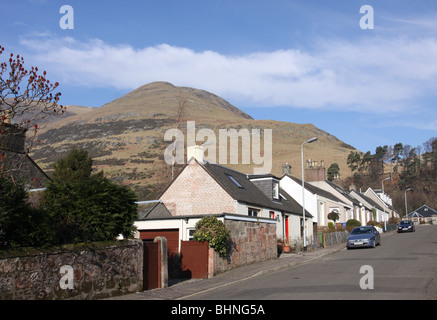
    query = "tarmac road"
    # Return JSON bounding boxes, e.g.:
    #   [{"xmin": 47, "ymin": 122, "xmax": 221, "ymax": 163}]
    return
[{"xmin": 183, "ymin": 225, "xmax": 437, "ymax": 300}]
